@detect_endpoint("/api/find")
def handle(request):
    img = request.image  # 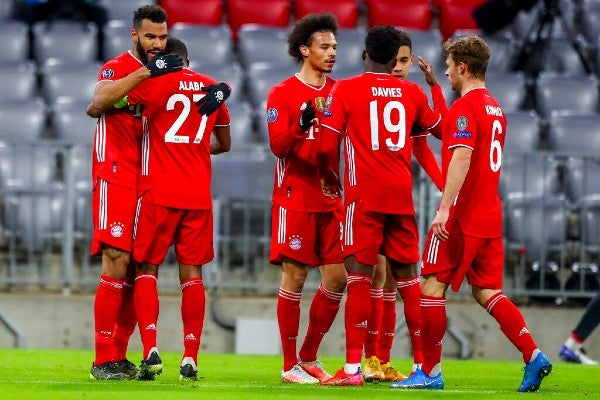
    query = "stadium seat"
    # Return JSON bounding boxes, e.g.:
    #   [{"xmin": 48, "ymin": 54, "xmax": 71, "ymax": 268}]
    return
[
  {"xmin": 367, "ymin": 0, "xmax": 431, "ymax": 30},
  {"xmin": 40, "ymin": 60, "xmax": 102, "ymax": 106},
  {"xmin": 189, "ymin": 63, "xmax": 245, "ymax": 105},
  {"xmin": 237, "ymin": 25, "xmax": 293, "ymax": 68},
  {"xmin": 160, "ymin": 0, "xmax": 223, "ymax": 26},
  {"xmin": 246, "ymin": 63, "xmax": 297, "ymax": 108},
  {"xmin": 535, "ymin": 73, "xmax": 599, "ymax": 117},
  {"xmin": 500, "ymin": 155, "xmax": 562, "ymax": 201},
  {"xmin": 485, "ymin": 71, "xmax": 527, "ymax": 112},
  {"xmin": 226, "ymin": 0, "xmax": 291, "ymax": 42},
  {"xmin": 0, "ymin": 20, "xmax": 29, "ymax": 62},
  {"xmin": 546, "ymin": 112, "xmax": 600, "ymax": 156},
  {"xmin": 334, "ymin": 27, "xmax": 366, "ymax": 69},
  {"xmin": 406, "ymin": 69, "xmax": 455, "ymax": 108},
  {"xmin": 51, "ymin": 99, "xmax": 97, "ymax": 145},
  {"xmin": 0, "ymin": 98, "xmax": 47, "ymax": 144},
  {"xmin": 581, "ymin": 0, "xmax": 600, "ymax": 44},
  {"xmin": 170, "ymin": 23, "xmax": 234, "ymax": 67},
  {"xmin": 503, "ymin": 110, "xmax": 542, "ymax": 154},
  {"xmin": 438, "ymin": 0, "xmax": 487, "ymax": 41},
  {"xmin": 403, "ymin": 28, "xmax": 444, "ymax": 71},
  {"xmin": 100, "ymin": 0, "xmax": 153, "ymax": 22},
  {"xmin": 293, "ymin": 0, "xmax": 358, "ymax": 28},
  {"xmin": 579, "ymin": 195, "xmax": 600, "ymax": 262},
  {"xmin": 0, "ymin": 61, "xmax": 37, "ymax": 101},
  {"xmin": 32, "ymin": 21, "xmax": 99, "ymax": 65},
  {"xmin": 226, "ymin": 101, "xmax": 260, "ymax": 146},
  {"xmin": 102, "ymin": 20, "xmax": 132, "ymax": 61},
  {"xmin": 563, "ymin": 157, "xmax": 600, "ymax": 205},
  {"xmin": 539, "ymin": 39, "xmax": 593, "ymax": 74}
]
